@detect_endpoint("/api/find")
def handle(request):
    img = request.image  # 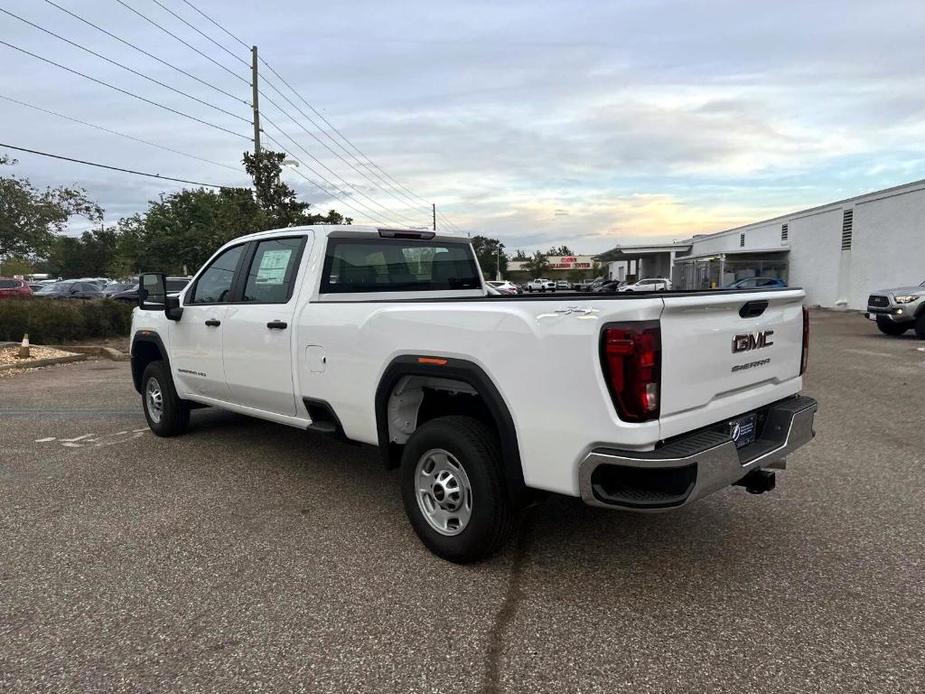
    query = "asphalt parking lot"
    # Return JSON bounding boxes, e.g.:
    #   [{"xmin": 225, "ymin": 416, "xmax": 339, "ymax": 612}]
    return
[{"xmin": 1, "ymin": 310, "xmax": 923, "ymax": 693}]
